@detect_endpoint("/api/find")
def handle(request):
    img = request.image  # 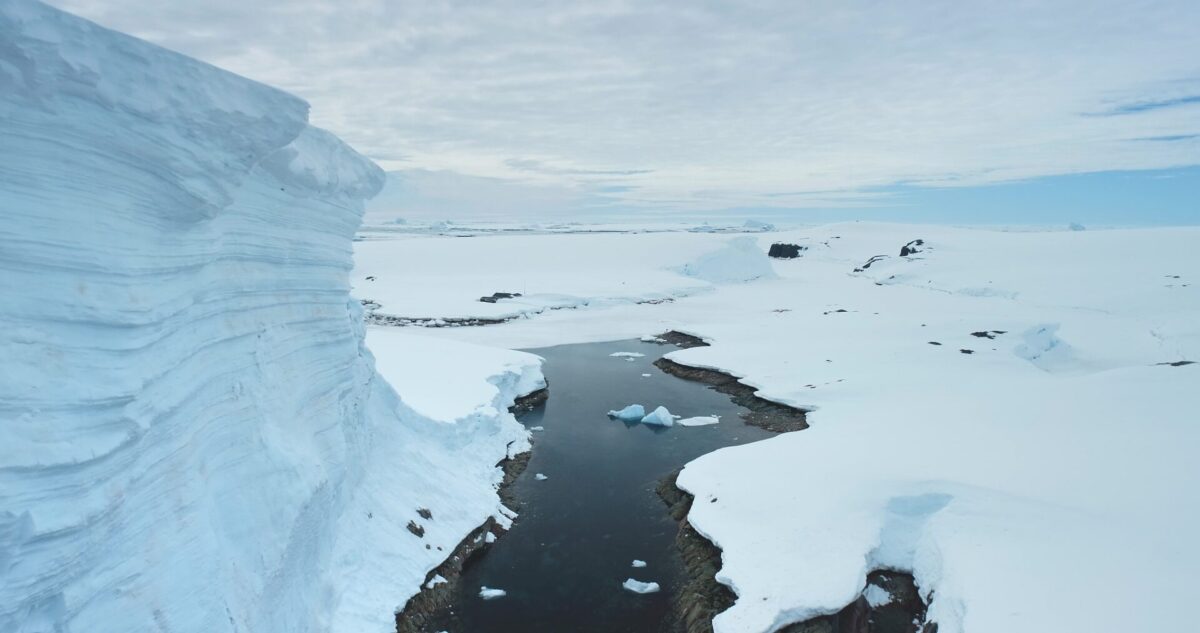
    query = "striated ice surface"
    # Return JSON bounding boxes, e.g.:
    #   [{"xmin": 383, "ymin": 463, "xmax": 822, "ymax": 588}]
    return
[{"xmin": 0, "ymin": 2, "xmax": 537, "ymax": 632}]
